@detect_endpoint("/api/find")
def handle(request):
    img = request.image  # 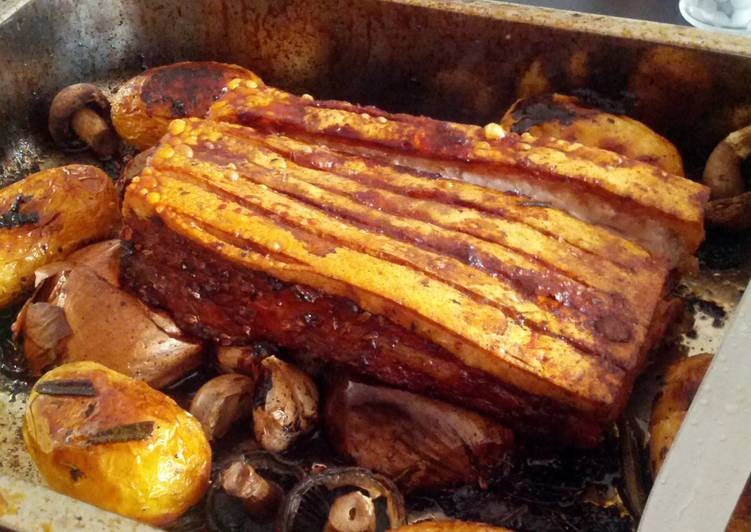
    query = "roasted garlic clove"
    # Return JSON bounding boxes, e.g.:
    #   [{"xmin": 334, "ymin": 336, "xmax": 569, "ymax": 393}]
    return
[
  {"xmin": 253, "ymin": 356, "xmax": 318, "ymax": 453},
  {"xmin": 189, "ymin": 374, "xmax": 256, "ymax": 440}
]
